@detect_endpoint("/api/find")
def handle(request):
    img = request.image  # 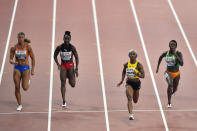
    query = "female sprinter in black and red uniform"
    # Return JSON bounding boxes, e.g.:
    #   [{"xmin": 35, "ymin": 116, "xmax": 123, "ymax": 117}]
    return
[
  {"xmin": 9, "ymin": 32, "xmax": 35, "ymax": 111},
  {"xmin": 156, "ymin": 40, "xmax": 183, "ymax": 108},
  {"xmin": 117, "ymin": 49, "xmax": 145, "ymax": 120},
  {"xmin": 54, "ymin": 31, "xmax": 79, "ymax": 108}
]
